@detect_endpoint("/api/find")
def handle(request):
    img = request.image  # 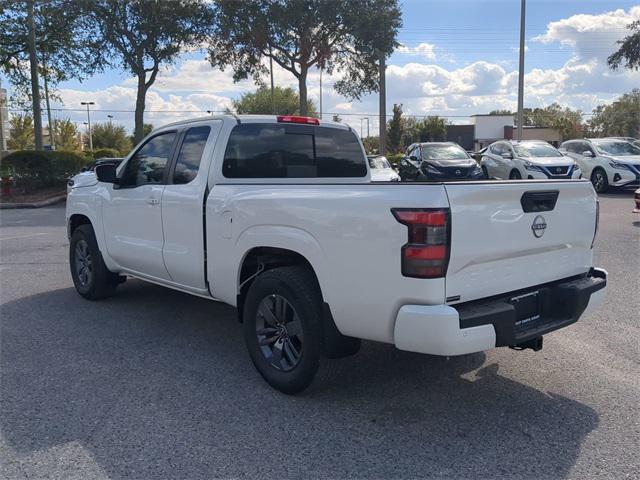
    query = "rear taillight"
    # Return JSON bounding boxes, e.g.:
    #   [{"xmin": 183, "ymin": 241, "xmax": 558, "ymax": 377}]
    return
[
  {"xmin": 391, "ymin": 208, "xmax": 451, "ymax": 278},
  {"xmin": 277, "ymin": 115, "xmax": 320, "ymax": 125}
]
